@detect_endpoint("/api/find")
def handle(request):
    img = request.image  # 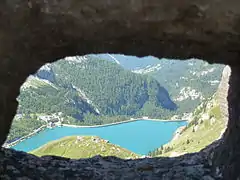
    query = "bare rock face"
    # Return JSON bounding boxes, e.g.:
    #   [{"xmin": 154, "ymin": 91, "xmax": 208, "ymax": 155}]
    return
[
  {"xmin": 1, "ymin": 0, "xmax": 240, "ymax": 65},
  {"xmin": 1, "ymin": 0, "xmax": 240, "ymax": 146},
  {"xmin": 213, "ymin": 67, "xmax": 240, "ymax": 179},
  {"xmin": 217, "ymin": 66, "xmax": 231, "ymax": 126},
  {"xmin": 1, "ymin": 0, "xmax": 240, "ymax": 179},
  {"xmin": 0, "ymin": 147, "xmax": 215, "ymax": 180}
]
